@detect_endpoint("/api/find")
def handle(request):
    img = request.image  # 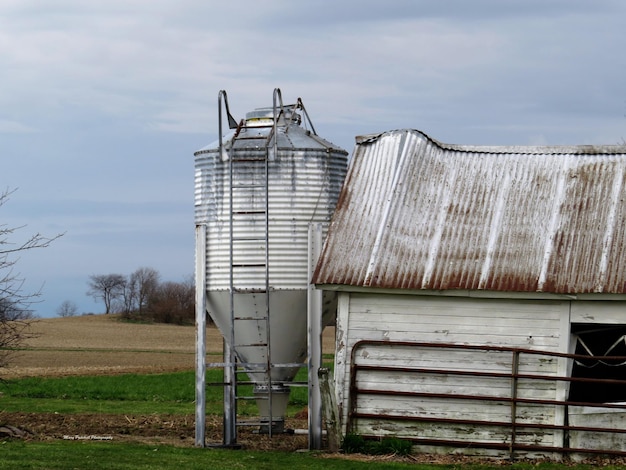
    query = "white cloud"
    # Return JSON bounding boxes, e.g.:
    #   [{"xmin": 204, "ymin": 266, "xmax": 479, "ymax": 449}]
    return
[{"xmin": 0, "ymin": 119, "xmax": 36, "ymax": 133}]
